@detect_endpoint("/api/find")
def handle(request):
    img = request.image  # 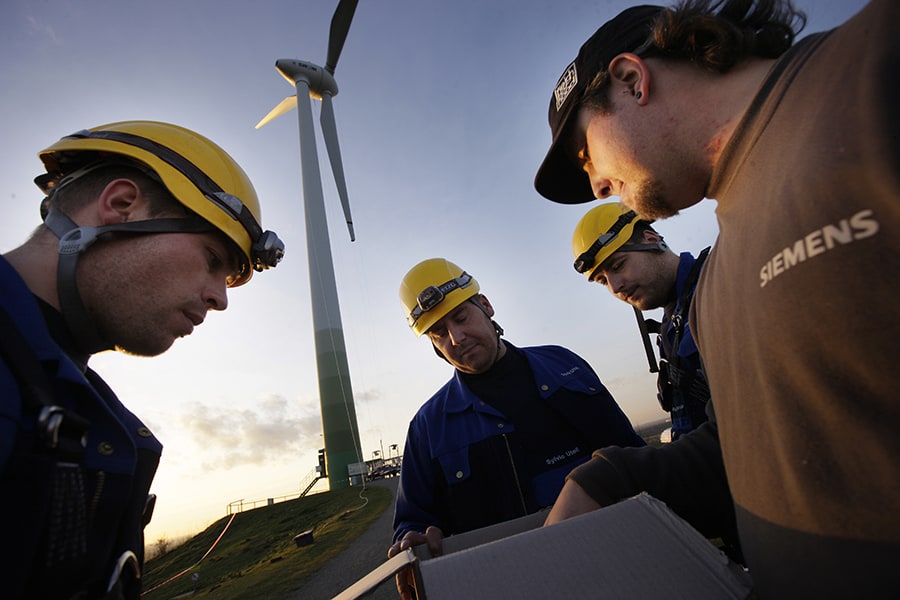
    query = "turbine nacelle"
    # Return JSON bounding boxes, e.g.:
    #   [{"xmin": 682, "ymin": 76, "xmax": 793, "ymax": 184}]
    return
[{"xmin": 275, "ymin": 59, "xmax": 339, "ymax": 100}]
